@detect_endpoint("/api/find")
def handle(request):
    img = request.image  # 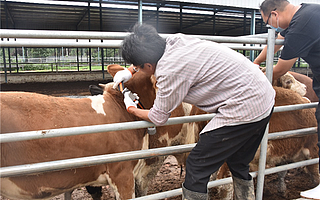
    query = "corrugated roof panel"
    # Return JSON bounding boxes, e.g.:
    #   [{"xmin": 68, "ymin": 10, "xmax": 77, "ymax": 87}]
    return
[{"xmin": 166, "ymin": 0, "xmax": 320, "ymax": 9}]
